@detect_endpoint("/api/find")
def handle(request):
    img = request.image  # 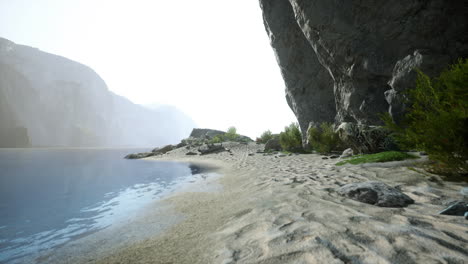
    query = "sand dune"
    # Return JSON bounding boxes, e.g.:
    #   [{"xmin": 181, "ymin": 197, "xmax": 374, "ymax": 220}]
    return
[{"xmin": 47, "ymin": 142, "xmax": 467, "ymax": 264}]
